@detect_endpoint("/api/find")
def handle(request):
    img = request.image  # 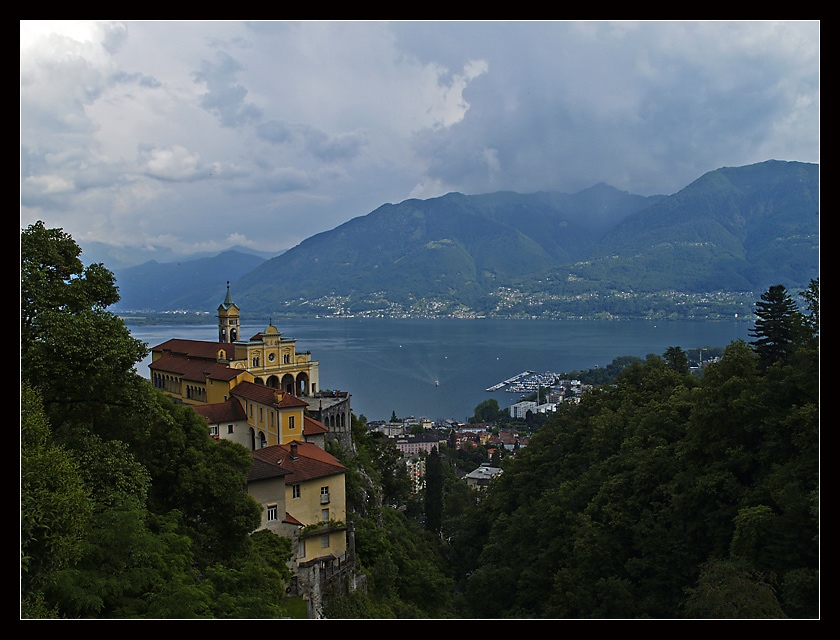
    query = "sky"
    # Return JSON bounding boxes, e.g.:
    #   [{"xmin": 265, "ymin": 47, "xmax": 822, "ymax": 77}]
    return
[{"xmin": 21, "ymin": 20, "xmax": 820, "ymax": 264}]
